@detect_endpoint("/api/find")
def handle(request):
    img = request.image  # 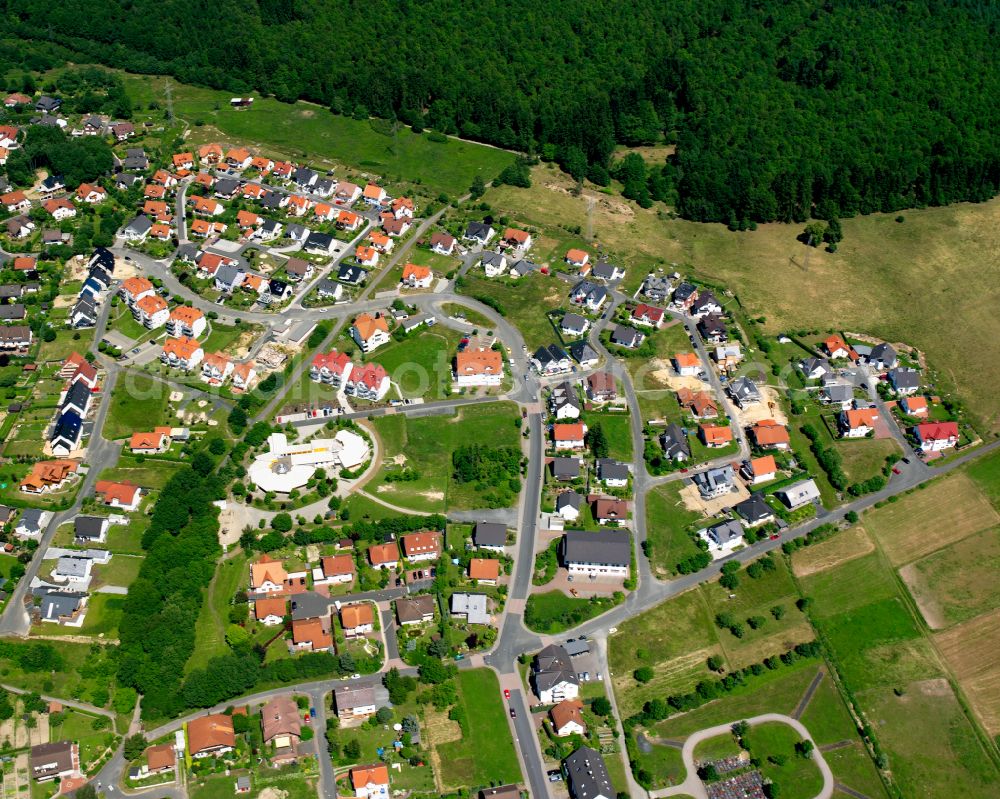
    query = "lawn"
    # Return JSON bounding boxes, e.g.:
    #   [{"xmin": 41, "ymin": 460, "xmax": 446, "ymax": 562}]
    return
[
  {"xmin": 832, "ymin": 437, "xmax": 900, "ymax": 484},
  {"xmin": 456, "ymin": 273, "xmax": 567, "ymax": 351},
  {"xmin": 39, "ymin": 329, "xmax": 92, "ymax": 362},
  {"xmin": 201, "ymin": 322, "xmax": 260, "ymax": 356},
  {"xmin": 643, "ymin": 483, "xmax": 707, "ymax": 577},
  {"xmin": 745, "ymin": 721, "xmax": 824, "ymax": 799},
  {"xmin": 94, "ymin": 554, "xmax": 145, "ymax": 589},
  {"xmin": 98, "ymin": 456, "xmax": 187, "ymax": 489},
  {"xmin": 103, "ymin": 373, "xmax": 172, "ymax": 440},
  {"xmin": 185, "ymin": 553, "xmax": 248, "ymax": 674},
  {"xmin": 435, "ymin": 668, "xmax": 521, "ymax": 788},
  {"xmin": 338, "ymin": 492, "xmax": 400, "ymax": 522},
  {"xmin": 581, "ymin": 411, "xmax": 633, "ymax": 461},
  {"xmin": 109, "ymin": 303, "xmax": 150, "ymax": 342},
  {"xmin": 49, "ymin": 708, "xmax": 115, "ymax": 768},
  {"xmin": 523, "ymin": 591, "xmax": 623, "ymax": 635},
  {"xmin": 373, "ymin": 328, "xmax": 462, "ymax": 400},
  {"xmin": 367, "ymin": 401, "xmax": 522, "ymax": 513},
  {"xmin": 405, "ymin": 247, "xmax": 461, "ymax": 275},
  {"xmin": 122, "ymin": 72, "xmax": 515, "ymax": 198}
]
